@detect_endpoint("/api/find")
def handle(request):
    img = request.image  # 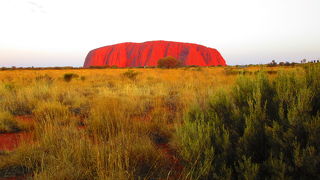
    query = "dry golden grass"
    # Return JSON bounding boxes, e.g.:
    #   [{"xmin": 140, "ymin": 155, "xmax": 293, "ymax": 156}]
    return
[{"xmin": 0, "ymin": 65, "xmax": 308, "ymax": 179}]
